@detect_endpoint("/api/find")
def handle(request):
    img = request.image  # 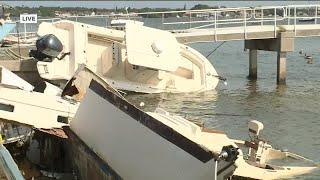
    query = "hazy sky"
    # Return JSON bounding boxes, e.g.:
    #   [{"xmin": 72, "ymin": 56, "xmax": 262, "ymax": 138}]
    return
[{"xmin": 3, "ymin": 1, "xmax": 318, "ymax": 9}]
